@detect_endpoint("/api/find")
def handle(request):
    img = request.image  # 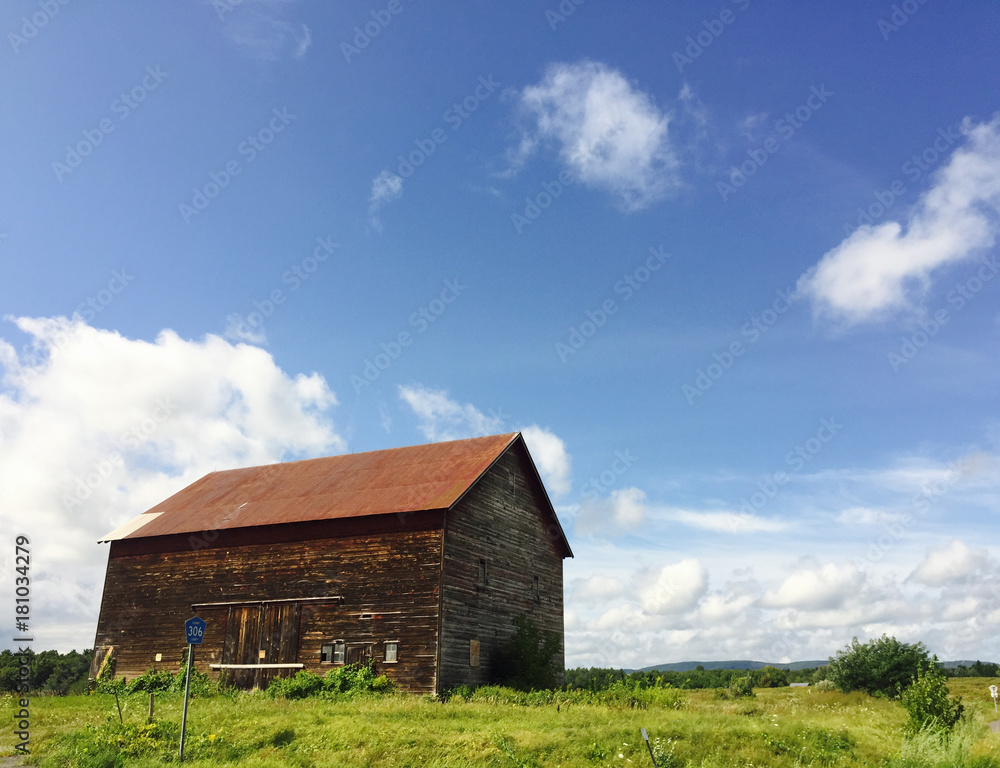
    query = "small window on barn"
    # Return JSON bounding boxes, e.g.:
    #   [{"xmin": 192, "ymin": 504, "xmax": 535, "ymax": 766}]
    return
[
  {"xmin": 532, "ymin": 574, "xmax": 540, "ymax": 601},
  {"xmin": 321, "ymin": 641, "xmax": 345, "ymax": 664},
  {"xmin": 384, "ymin": 641, "xmax": 398, "ymax": 663},
  {"xmin": 478, "ymin": 558, "xmax": 488, "ymax": 584},
  {"xmin": 470, "ymin": 639, "xmax": 480, "ymax": 667}
]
